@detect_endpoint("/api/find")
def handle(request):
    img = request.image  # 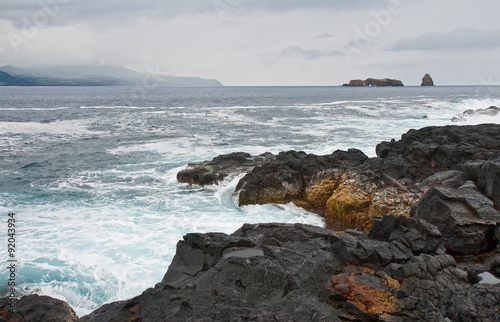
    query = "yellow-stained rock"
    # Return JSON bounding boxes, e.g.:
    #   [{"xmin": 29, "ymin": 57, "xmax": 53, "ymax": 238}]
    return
[
  {"xmin": 305, "ymin": 170, "xmax": 342, "ymax": 207},
  {"xmin": 325, "ymin": 184, "xmax": 372, "ymax": 231}
]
